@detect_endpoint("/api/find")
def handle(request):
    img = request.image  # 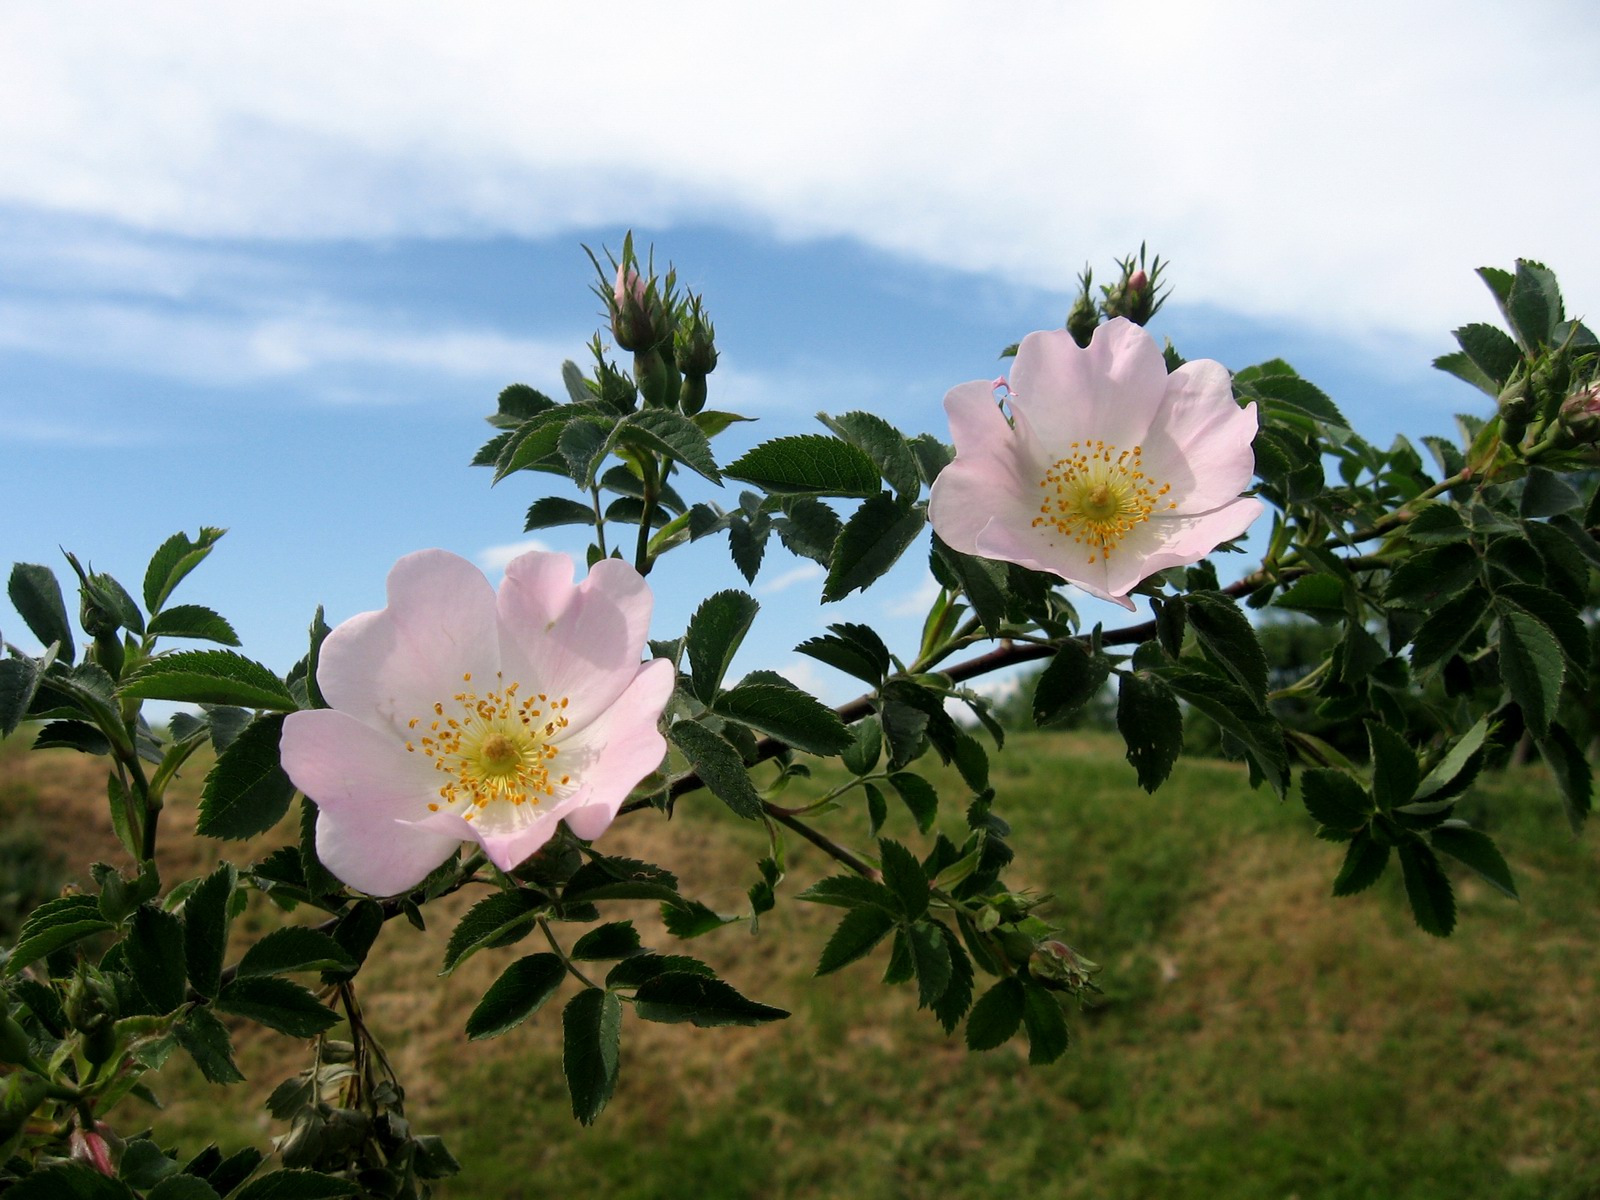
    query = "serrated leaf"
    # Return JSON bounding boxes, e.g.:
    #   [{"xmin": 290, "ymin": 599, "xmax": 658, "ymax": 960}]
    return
[
  {"xmin": 1384, "ymin": 543, "xmax": 1479, "ymax": 610},
  {"xmin": 1537, "ymin": 723, "xmax": 1591, "ymax": 832},
  {"xmin": 661, "ymin": 900, "xmax": 737, "ymax": 939},
  {"xmin": 1404, "ymin": 504, "xmax": 1470, "ymax": 545},
  {"xmin": 1410, "ymin": 588, "xmax": 1488, "ymax": 672},
  {"xmin": 841, "ymin": 715, "xmax": 882, "ymax": 777},
  {"xmin": 1273, "ymin": 573, "xmax": 1347, "ymax": 615},
  {"xmin": 1332, "ymin": 830, "xmax": 1390, "ymax": 897},
  {"xmin": 1496, "ymin": 586, "xmax": 1588, "ymax": 680},
  {"xmin": 1020, "ymin": 981, "xmax": 1070, "ymax": 1064},
  {"xmin": 147, "ymin": 605, "xmax": 240, "ymax": 646},
  {"xmin": 795, "ymin": 874, "xmax": 899, "ymax": 911},
  {"xmin": 633, "ymin": 972, "xmax": 788, "ymax": 1027},
  {"xmin": 1252, "ymin": 374, "xmax": 1349, "ymax": 429},
  {"xmin": 172, "ymin": 1005, "xmax": 245, "ymax": 1084},
  {"xmin": 712, "ymin": 682, "xmax": 851, "ymax": 755},
  {"xmin": 1414, "ymin": 718, "xmax": 1491, "ymax": 803},
  {"xmin": 183, "ymin": 862, "xmax": 236, "ymax": 999},
  {"xmin": 5, "ymin": 1164, "xmax": 138, "ymax": 1198},
  {"xmin": 907, "ymin": 920, "xmax": 952, "ymax": 1009},
  {"xmin": 570, "ymin": 921, "xmax": 642, "ymax": 961},
  {"xmin": 965, "ymin": 976, "xmax": 1025, "ymax": 1051},
  {"xmin": 563, "ymin": 856, "xmax": 683, "ymax": 905},
  {"xmin": 1452, "ymin": 322, "xmax": 1523, "ymax": 387},
  {"xmin": 128, "ymin": 903, "xmax": 187, "ymax": 1014},
  {"xmin": 524, "ymin": 496, "xmax": 598, "ymax": 533},
  {"xmin": 930, "ymin": 534, "xmax": 1010, "ymax": 636},
  {"xmin": 816, "ymin": 905, "xmax": 897, "ymax": 975},
  {"xmin": 1497, "ymin": 607, "xmax": 1564, "ymax": 738},
  {"xmin": 726, "ymin": 434, "xmax": 882, "ymax": 497},
  {"xmin": 613, "ymin": 408, "xmax": 721, "ymax": 484},
  {"xmin": 120, "ymin": 650, "xmax": 294, "ymax": 710},
  {"xmin": 1507, "ymin": 259, "xmax": 1557, "ymax": 348},
  {"xmin": 465, "ymin": 953, "xmax": 567, "ymax": 1040},
  {"xmin": 1186, "ymin": 591, "xmax": 1269, "ymax": 708},
  {"xmin": 1430, "ymin": 825, "xmax": 1517, "ymax": 900},
  {"xmin": 1399, "ymin": 838, "xmax": 1456, "ymax": 936},
  {"xmin": 605, "ymin": 953, "xmax": 715, "ymax": 989},
  {"xmin": 774, "ymin": 496, "xmax": 843, "ymax": 566},
  {"xmin": 669, "ymin": 720, "xmax": 764, "ymax": 819},
  {"xmin": 1300, "ymin": 769, "xmax": 1371, "ymax": 831},
  {"xmin": 1367, "ymin": 722, "xmax": 1420, "ymax": 810},
  {"xmin": 879, "ymin": 839, "xmax": 928, "ymax": 920},
  {"xmin": 216, "ymin": 977, "xmax": 338, "ymax": 1037},
  {"xmin": 5, "ymin": 893, "xmax": 113, "ymax": 973},
  {"xmin": 818, "ymin": 410, "xmax": 921, "ymax": 497},
  {"xmin": 795, "ymin": 622, "xmax": 891, "ymax": 685},
  {"xmin": 233, "ymin": 1170, "xmax": 358, "ymax": 1200},
  {"xmin": 8, "ymin": 562, "xmax": 75, "ymax": 662},
  {"xmin": 1033, "ymin": 643, "xmax": 1110, "ymax": 726},
  {"xmin": 1166, "ymin": 666, "xmax": 1288, "ymax": 795},
  {"xmin": 147, "ymin": 1176, "xmax": 222, "ymax": 1200},
  {"xmin": 822, "ymin": 493, "xmax": 927, "ymax": 602},
  {"xmin": 1117, "ymin": 669, "xmax": 1183, "ymax": 792},
  {"xmin": 931, "ymin": 922, "xmax": 974, "ymax": 1032},
  {"xmin": 888, "ymin": 771, "xmax": 938, "ymax": 833},
  {"xmin": 441, "ymin": 889, "xmax": 544, "ymax": 974},
  {"xmin": 236, "ymin": 927, "xmax": 358, "ymax": 977},
  {"xmin": 0, "ymin": 649, "xmax": 56, "ymax": 738},
  {"xmin": 685, "ymin": 590, "xmax": 759, "ymax": 705},
  {"xmin": 562, "ymin": 987, "xmax": 622, "ymax": 1124},
  {"xmin": 196, "ymin": 715, "xmax": 297, "ymax": 840},
  {"xmin": 493, "ymin": 409, "xmax": 579, "ymax": 482}
]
